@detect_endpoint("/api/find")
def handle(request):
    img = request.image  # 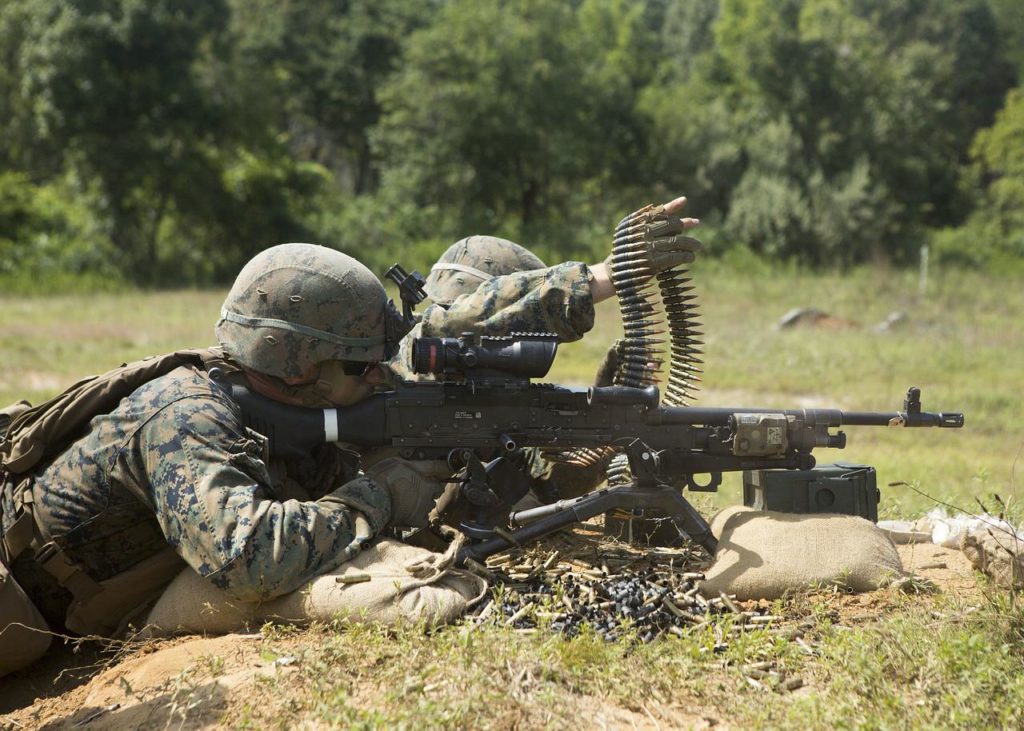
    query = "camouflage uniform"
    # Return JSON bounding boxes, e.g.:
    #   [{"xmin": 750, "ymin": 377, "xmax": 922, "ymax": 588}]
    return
[
  {"xmin": 385, "ymin": 260, "xmax": 611, "ymax": 508},
  {"xmin": 1, "ymin": 363, "xmax": 390, "ymax": 628},
  {"xmin": 1, "ymin": 244, "xmax": 395, "ymax": 633},
  {"xmin": 423, "ymin": 235, "xmax": 547, "ymax": 307},
  {"xmin": 389, "ymin": 261, "xmax": 596, "ymax": 381}
]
